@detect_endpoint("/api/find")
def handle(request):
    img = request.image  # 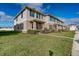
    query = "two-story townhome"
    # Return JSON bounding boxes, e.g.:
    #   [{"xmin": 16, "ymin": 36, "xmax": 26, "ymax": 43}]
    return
[
  {"xmin": 43, "ymin": 14, "xmax": 64, "ymax": 31},
  {"xmin": 14, "ymin": 7, "xmax": 46, "ymax": 33},
  {"xmin": 14, "ymin": 6, "xmax": 64, "ymax": 33}
]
